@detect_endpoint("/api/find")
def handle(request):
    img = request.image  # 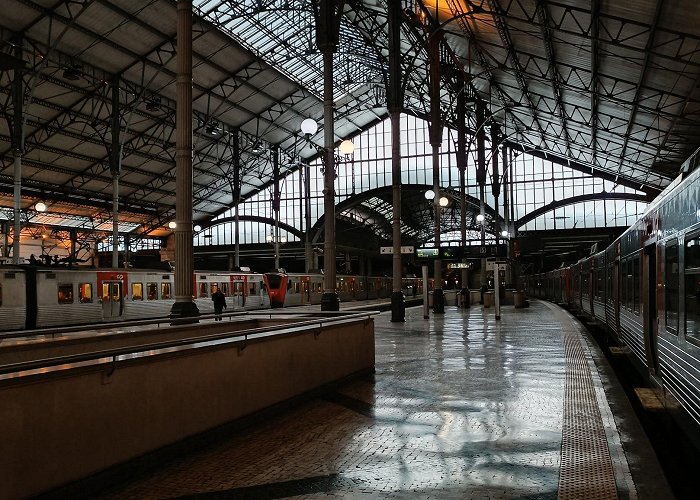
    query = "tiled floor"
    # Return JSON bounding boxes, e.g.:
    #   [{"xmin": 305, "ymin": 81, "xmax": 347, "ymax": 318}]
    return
[{"xmin": 89, "ymin": 301, "xmax": 671, "ymax": 499}]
